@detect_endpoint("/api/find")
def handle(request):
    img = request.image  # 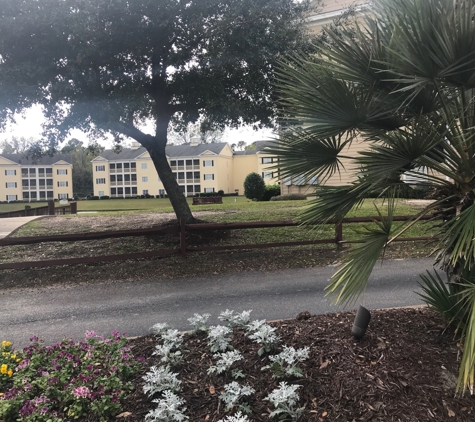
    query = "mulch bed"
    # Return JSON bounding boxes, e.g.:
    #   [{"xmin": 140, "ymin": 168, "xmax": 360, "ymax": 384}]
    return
[{"xmin": 117, "ymin": 307, "xmax": 475, "ymax": 422}]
